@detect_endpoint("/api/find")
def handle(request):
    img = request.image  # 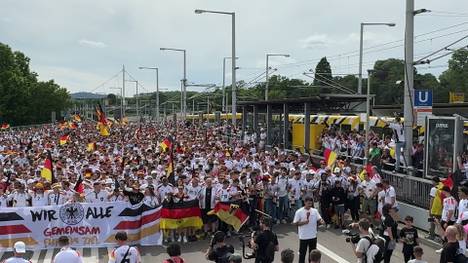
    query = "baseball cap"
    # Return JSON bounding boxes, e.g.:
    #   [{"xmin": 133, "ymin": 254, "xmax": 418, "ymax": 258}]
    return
[{"xmin": 14, "ymin": 241, "xmax": 26, "ymax": 253}]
